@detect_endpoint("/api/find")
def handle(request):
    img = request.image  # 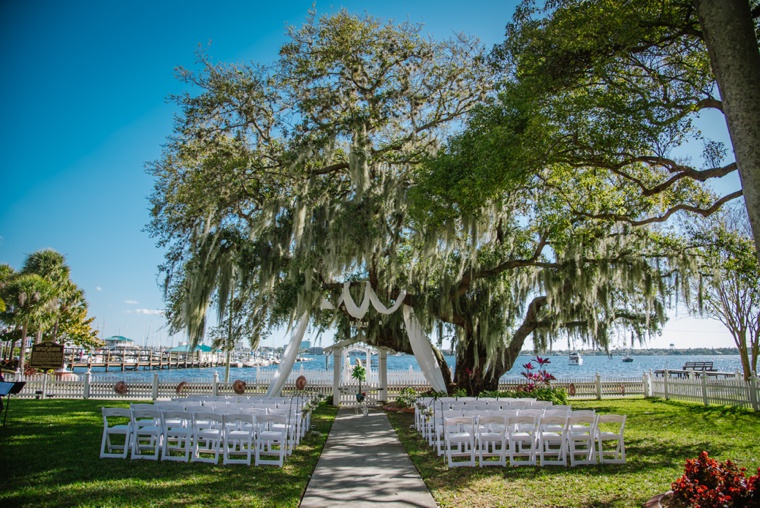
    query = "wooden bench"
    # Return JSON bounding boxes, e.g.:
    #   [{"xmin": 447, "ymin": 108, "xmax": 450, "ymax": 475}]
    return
[{"xmin": 682, "ymin": 361, "xmax": 717, "ymax": 372}]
